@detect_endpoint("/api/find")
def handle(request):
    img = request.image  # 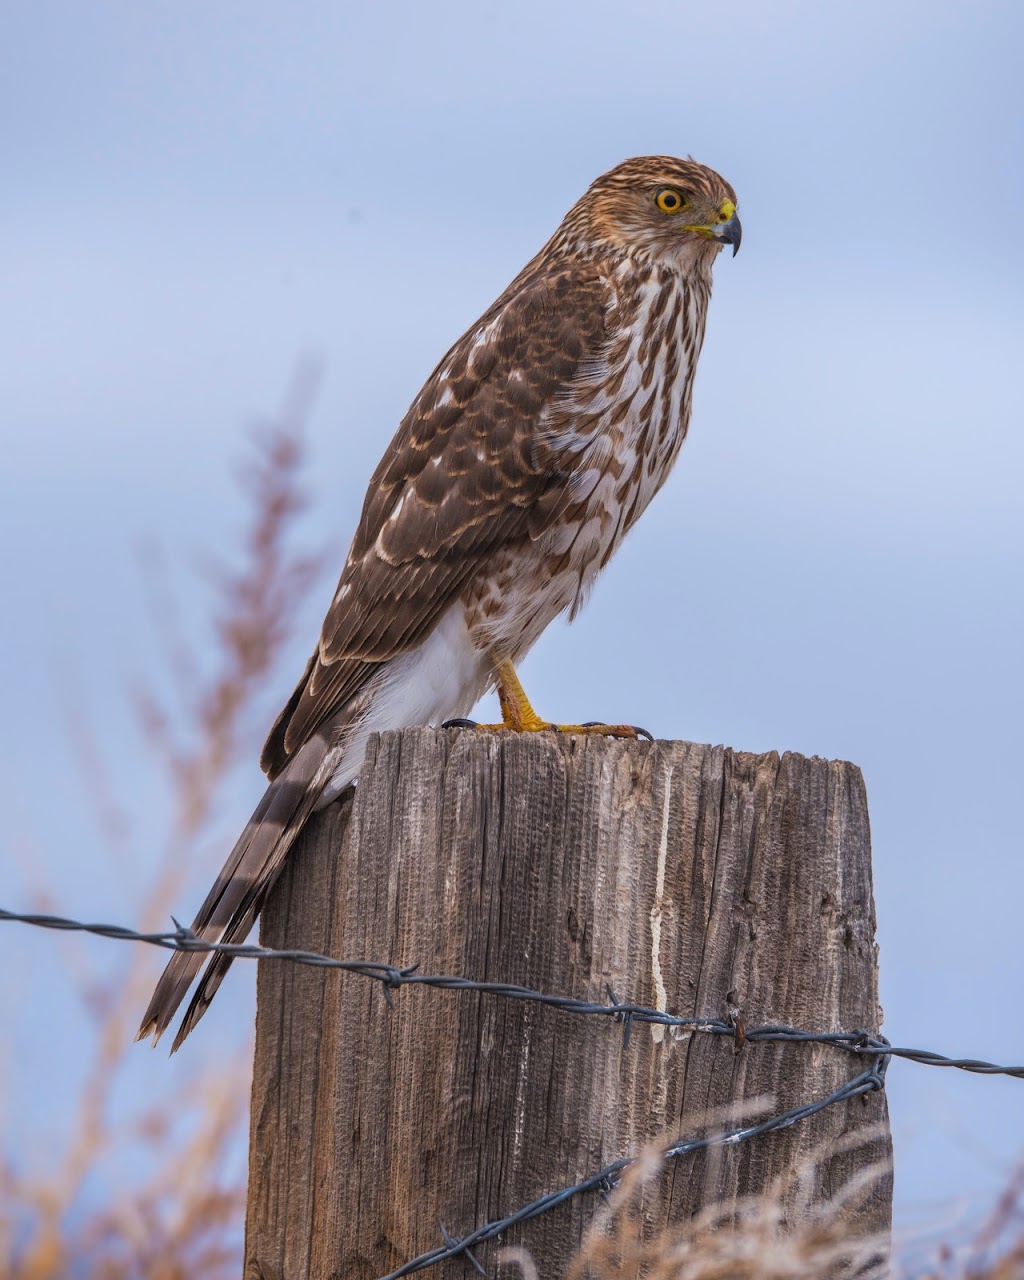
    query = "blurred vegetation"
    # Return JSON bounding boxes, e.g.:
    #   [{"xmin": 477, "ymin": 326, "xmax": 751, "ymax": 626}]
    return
[
  {"xmin": 0, "ymin": 365, "xmax": 325, "ymax": 1278},
  {"xmin": 508, "ymin": 1142, "xmax": 1023, "ymax": 1279}
]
